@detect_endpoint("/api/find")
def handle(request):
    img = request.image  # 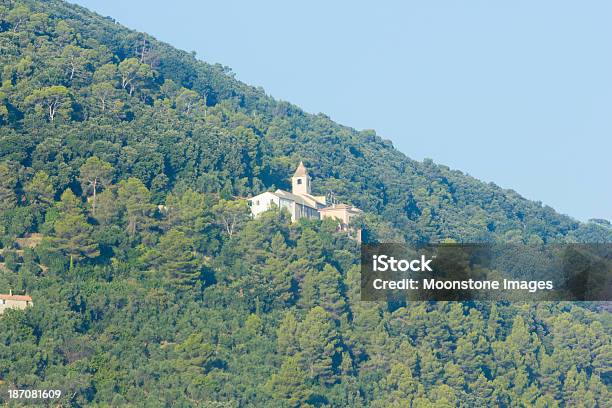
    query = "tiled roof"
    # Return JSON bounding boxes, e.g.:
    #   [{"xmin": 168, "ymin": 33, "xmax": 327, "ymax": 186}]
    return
[
  {"xmin": 320, "ymin": 204, "xmax": 363, "ymax": 212},
  {"xmin": 274, "ymin": 189, "xmax": 318, "ymax": 209},
  {"xmin": 300, "ymin": 193, "xmax": 326, "ymax": 206},
  {"xmin": 293, "ymin": 161, "xmax": 308, "ymax": 177},
  {"xmin": 0, "ymin": 294, "xmax": 32, "ymax": 301}
]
